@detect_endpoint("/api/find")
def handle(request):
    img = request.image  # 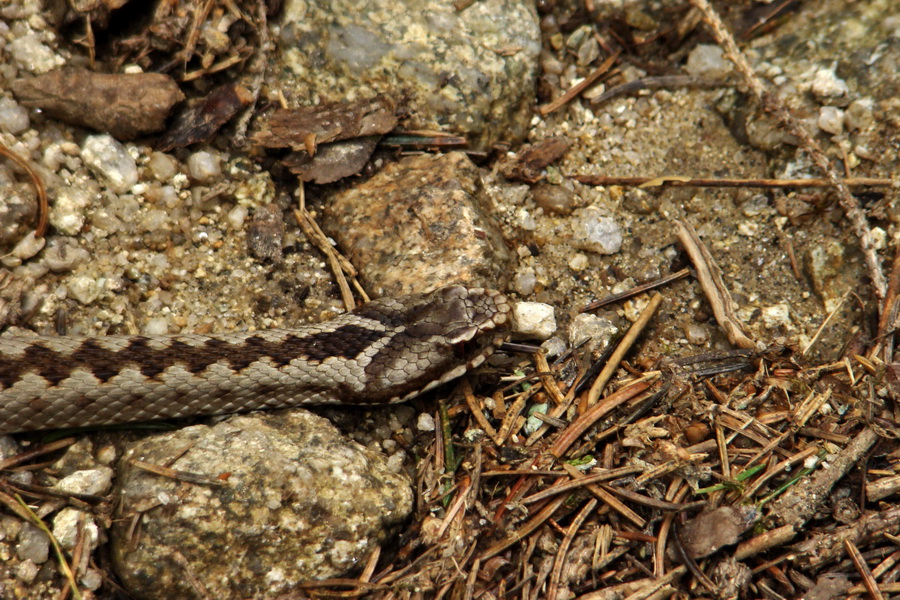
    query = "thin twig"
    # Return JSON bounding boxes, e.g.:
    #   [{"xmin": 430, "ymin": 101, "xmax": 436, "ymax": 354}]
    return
[
  {"xmin": 547, "ymin": 499, "xmax": 598, "ymax": 600},
  {"xmin": 585, "ymin": 293, "xmax": 662, "ymax": 408},
  {"xmin": 14, "ymin": 494, "xmax": 83, "ymax": 600},
  {"xmin": 770, "ymin": 426, "xmax": 879, "ymax": 527},
  {"xmin": 802, "ymin": 293, "xmax": 850, "ymax": 355},
  {"xmin": 573, "ymin": 174, "xmax": 895, "ymax": 189},
  {"xmin": 562, "ymin": 463, "xmax": 646, "ymax": 528},
  {"xmin": 582, "ymin": 269, "xmax": 689, "ymax": 313},
  {"xmin": 0, "ymin": 140, "xmax": 48, "ymax": 238},
  {"xmin": 845, "ymin": 538, "xmax": 886, "ymax": 600},
  {"xmin": 535, "ymin": 350, "xmax": 567, "ymax": 405},
  {"xmin": 479, "ymin": 494, "xmax": 569, "ymax": 560},
  {"xmin": 293, "ymin": 184, "xmax": 362, "ymax": 310},
  {"xmin": 538, "ymin": 50, "xmax": 620, "ymax": 115},
  {"xmin": 552, "ymin": 375, "xmax": 657, "ymax": 457}
]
